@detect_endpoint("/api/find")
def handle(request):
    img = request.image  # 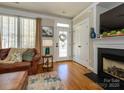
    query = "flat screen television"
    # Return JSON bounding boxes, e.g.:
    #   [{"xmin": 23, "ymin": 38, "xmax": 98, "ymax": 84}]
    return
[{"xmin": 100, "ymin": 4, "xmax": 124, "ymax": 34}]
